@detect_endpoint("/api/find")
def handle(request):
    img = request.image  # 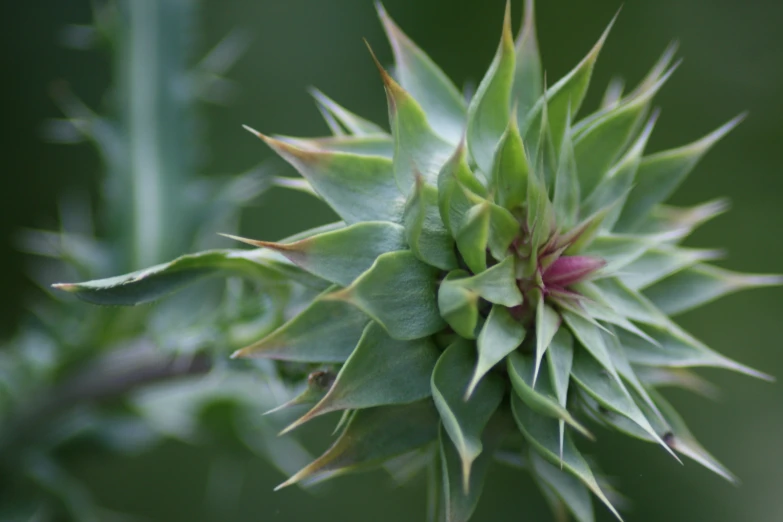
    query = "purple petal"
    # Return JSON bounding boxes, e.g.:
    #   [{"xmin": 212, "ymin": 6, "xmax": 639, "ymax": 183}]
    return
[{"xmin": 542, "ymin": 256, "xmax": 606, "ymax": 287}]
